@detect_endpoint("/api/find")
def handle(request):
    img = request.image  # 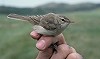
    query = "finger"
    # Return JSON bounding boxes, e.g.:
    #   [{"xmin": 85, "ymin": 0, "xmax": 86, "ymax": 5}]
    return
[
  {"xmin": 30, "ymin": 31, "xmax": 41, "ymax": 40},
  {"xmin": 36, "ymin": 34, "xmax": 66, "ymax": 51},
  {"xmin": 56, "ymin": 33, "xmax": 66, "ymax": 45},
  {"xmin": 50, "ymin": 44, "xmax": 71, "ymax": 59},
  {"xmin": 36, "ymin": 36, "xmax": 54, "ymax": 50},
  {"xmin": 66, "ymin": 53, "xmax": 83, "ymax": 59},
  {"xmin": 36, "ymin": 48, "xmax": 53, "ymax": 59},
  {"xmin": 66, "ymin": 47, "xmax": 83, "ymax": 59},
  {"xmin": 70, "ymin": 47, "xmax": 77, "ymax": 53}
]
